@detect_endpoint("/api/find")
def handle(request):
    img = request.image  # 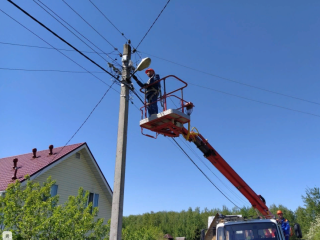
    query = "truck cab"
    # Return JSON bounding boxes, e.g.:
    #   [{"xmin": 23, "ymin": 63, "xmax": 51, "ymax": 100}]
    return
[{"xmin": 216, "ymin": 218, "xmax": 285, "ymax": 240}]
